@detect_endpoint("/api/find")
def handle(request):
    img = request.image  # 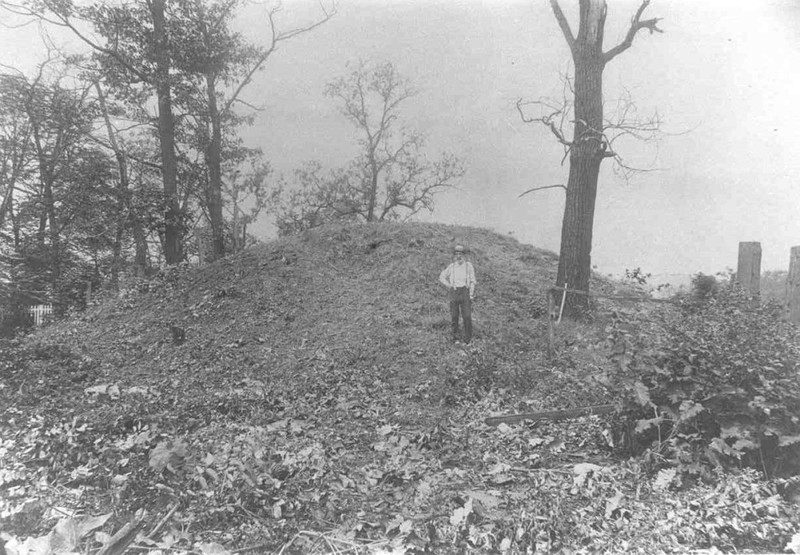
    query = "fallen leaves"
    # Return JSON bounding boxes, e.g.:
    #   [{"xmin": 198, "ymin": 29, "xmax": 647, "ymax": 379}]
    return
[
  {"xmin": 3, "ymin": 513, "xmax": 111, "ymax": 555},
  {"xmin": 2, "ymin": 223, "xmax": 800, "ymax": 554},
  {"xmin": 148, "ymin": 439, "xmax": 188, "ymax": 473}
]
